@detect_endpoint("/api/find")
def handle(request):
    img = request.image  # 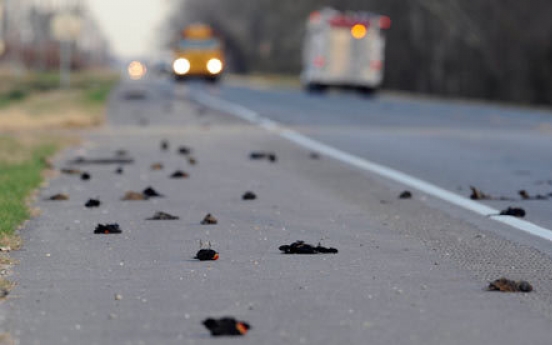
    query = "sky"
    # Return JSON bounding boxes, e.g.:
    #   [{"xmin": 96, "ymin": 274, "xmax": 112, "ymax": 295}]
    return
[{"xmin": 84, "ymin": 0, "xmax": 172, "ymax": 59}]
